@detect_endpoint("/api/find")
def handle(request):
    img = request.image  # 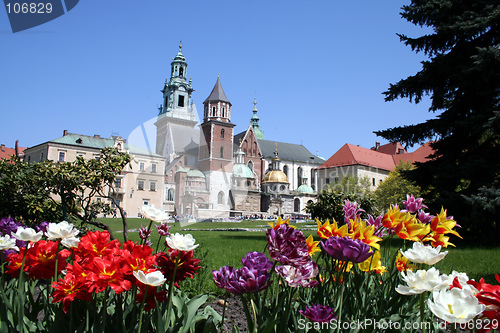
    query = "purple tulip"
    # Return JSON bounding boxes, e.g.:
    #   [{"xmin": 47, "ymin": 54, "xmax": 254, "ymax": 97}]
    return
[
  {"xmin": 300, "ymin": 304, "xmax": 337, "ymax": 323},
  {"xmin": 417, "ymin": 210, "xmax": 434, "ymax": 224},
  {"xmin": 156, "ymin": 222, "xmax": 171, "ymax": 236},
  {"xmin": 267, "ymin": 224, "xmax": 310, "ymax": 266},
  {"xmin": 0, "ymin": 217, "xmax": 20, "ymax": 236},
  {"xmin": 367, "ymin": 214, "xmax": 389, "ymax": 237},
  {"xmin": 213, "ymin": 266, "xmax": 237, "ymax": 290},
  {"xmin": 321, "ymin": 236, "xmax": 373, "ymax": 263},
  {"xmin": 213, "ymin": 266, "xmax": 271, "ymax": 295},
  {"xmin": 35, "ymin": 221, "xmax": 49, "ymax": 234},
  {"xmin": 139, "ymin": 225, "xmax": 151, "ymax": 240},
  {"xmin": 402, "ymin": 194, "xmax": 428, "ymax": 213},
  {"xmin": 242, "ymin": 252, "xmax": 273, "ymax": 272},
  {"xmin": 0, "ymin": 218, "xmax": 27, "ymax": 250},
  {"xmin": 275, "ymin": 261, "xmax": 319, "ymax": 288},
  {"xmin": 343, "ymin": 200, "xmax": 364, "ymax": 226}
]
